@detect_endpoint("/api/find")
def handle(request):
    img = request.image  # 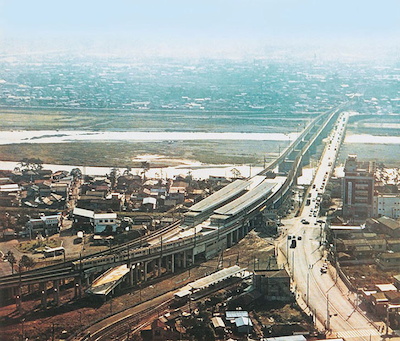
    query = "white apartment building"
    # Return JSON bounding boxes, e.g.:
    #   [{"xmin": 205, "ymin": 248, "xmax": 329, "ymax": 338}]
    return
[{"xmin": 373, "ymin": 194, "xmax": 400, "ymax": 218}]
